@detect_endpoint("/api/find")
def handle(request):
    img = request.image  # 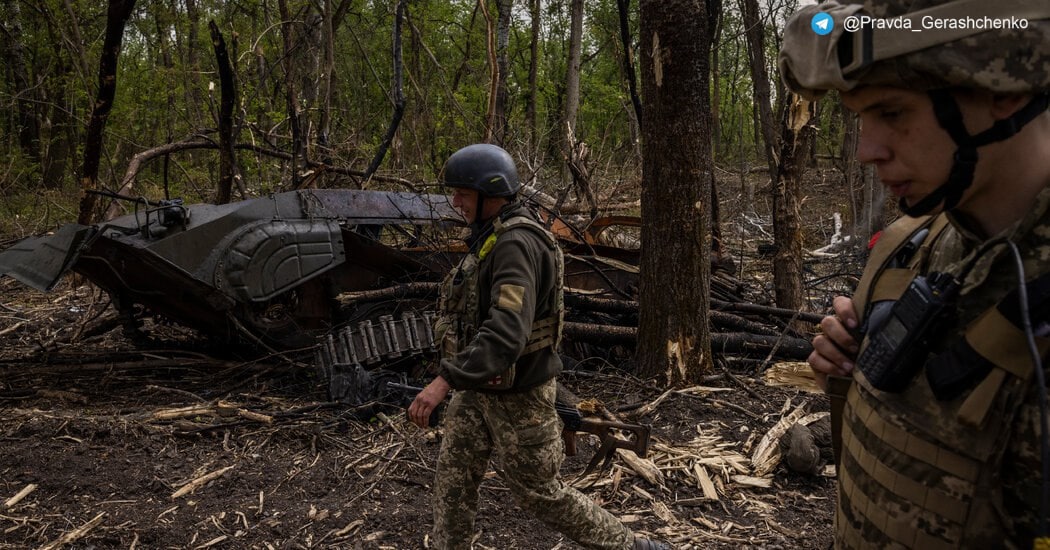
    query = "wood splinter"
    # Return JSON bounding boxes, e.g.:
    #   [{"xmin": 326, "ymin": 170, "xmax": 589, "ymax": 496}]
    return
[
  {"xmin": 171, "ymin": 466, "xmax": 236, "ymax": 499},
  {"xmin": 3, "ymin": 484, "xmax": 37, "ymax": 509}
]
